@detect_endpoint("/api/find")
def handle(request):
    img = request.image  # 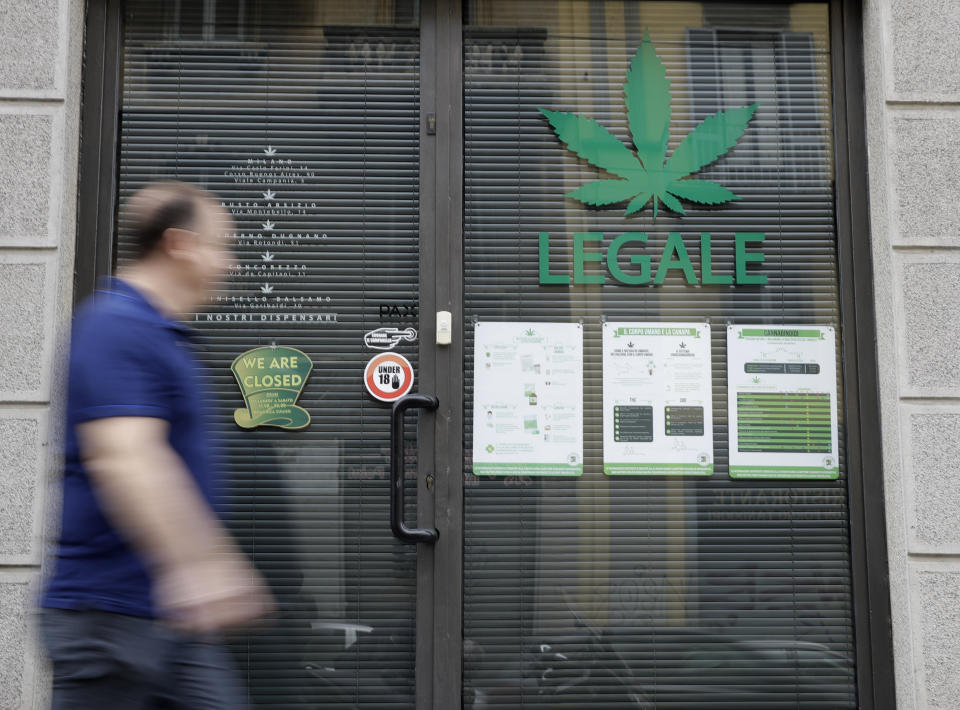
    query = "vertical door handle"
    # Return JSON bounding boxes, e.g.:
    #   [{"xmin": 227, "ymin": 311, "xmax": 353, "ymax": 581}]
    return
[{"xmin": 390, "ymin": 393, "xmax": 440, "ymax": 544}]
